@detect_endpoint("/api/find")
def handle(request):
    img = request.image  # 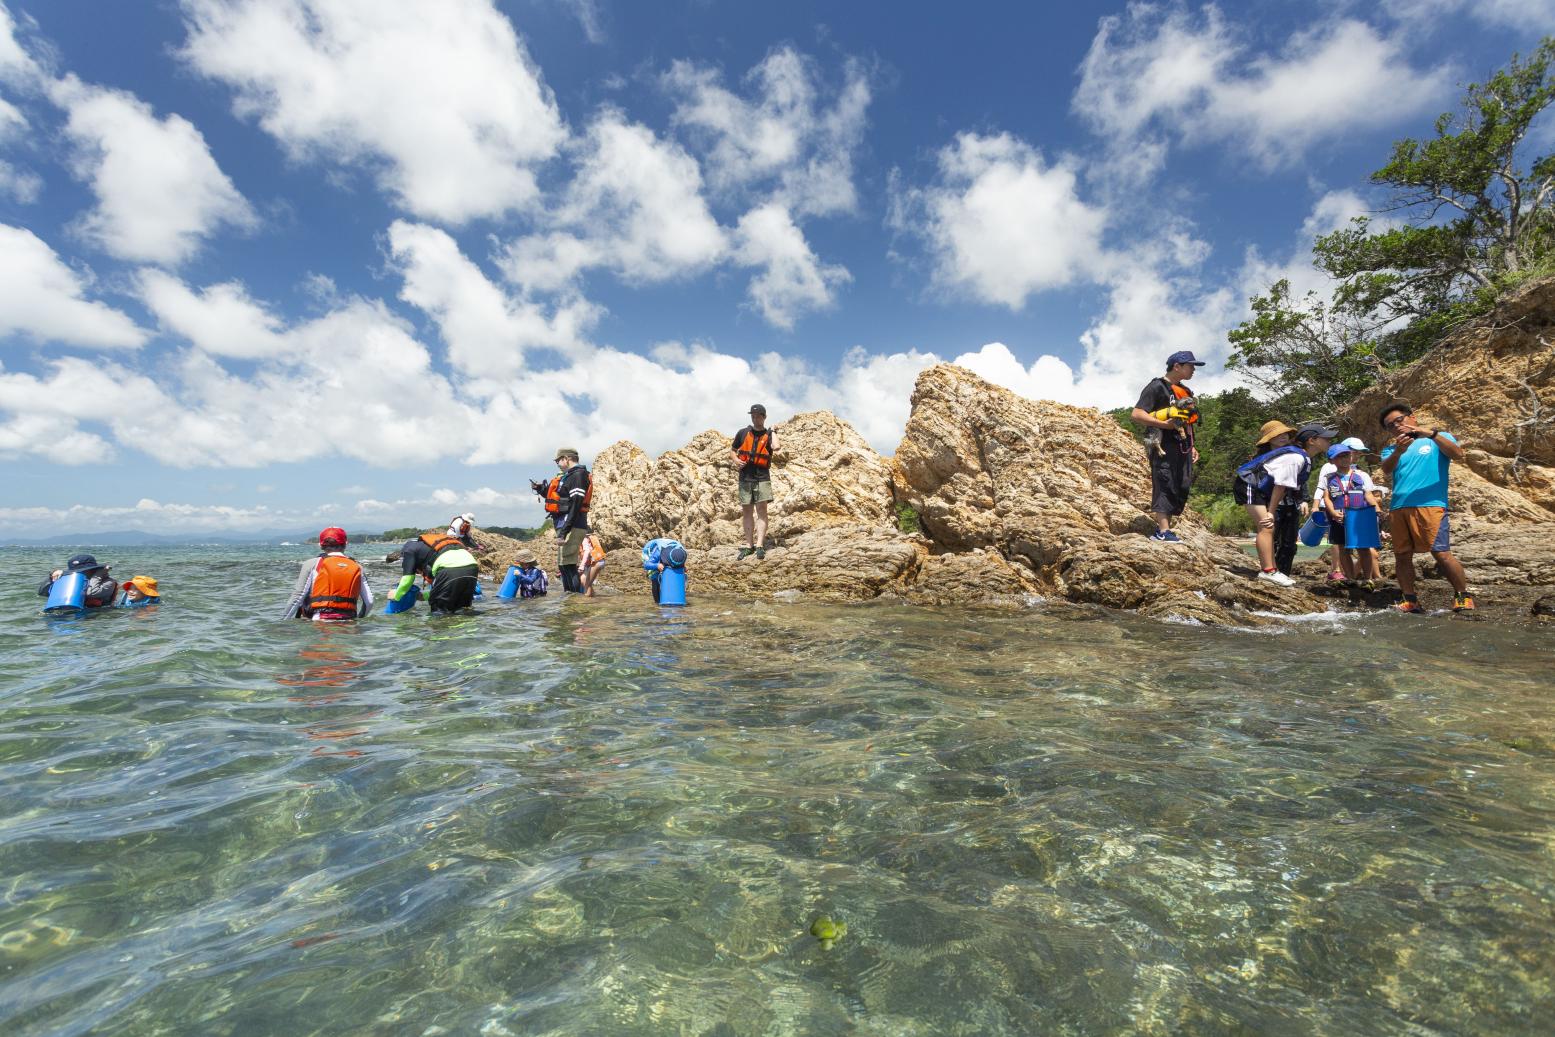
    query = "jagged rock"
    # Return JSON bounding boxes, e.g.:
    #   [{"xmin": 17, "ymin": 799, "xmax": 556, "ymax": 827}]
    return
[
  {"xmin": 1340, "ymin": 277, "xmax": 1555, "ymax": 586},
  {"xmin": 892, "ymin": 364, "xmax": 1325, "ymax": 623},
  {"xmin": 898, "ymin": 550, "xmax": 1043, "ymax": 609},
  {"xmin": 689, "ymin": 528, "xmax": 923, "ymax": 602}
]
